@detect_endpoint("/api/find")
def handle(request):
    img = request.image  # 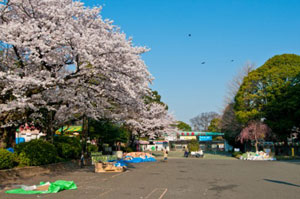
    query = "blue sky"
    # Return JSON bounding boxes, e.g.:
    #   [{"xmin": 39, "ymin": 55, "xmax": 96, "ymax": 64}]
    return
[{"xmin": 83, "ymin": 0, "xmax": 300, "ymax": 124}]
